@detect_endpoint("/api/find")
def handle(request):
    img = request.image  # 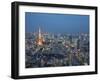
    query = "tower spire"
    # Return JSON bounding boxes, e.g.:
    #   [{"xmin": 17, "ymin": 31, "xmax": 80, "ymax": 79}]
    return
[{"xmin": 39, "ymin": 27, "xmax": 42, "ymax": 39}]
